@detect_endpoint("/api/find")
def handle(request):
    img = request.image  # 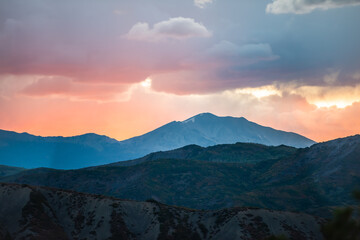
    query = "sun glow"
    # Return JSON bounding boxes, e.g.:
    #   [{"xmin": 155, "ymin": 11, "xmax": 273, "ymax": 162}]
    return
[
  {"xmin": 313, "ymin": 100, "xmax": 354, "ymax": 109},
  {"xmin": 235, "ymin": 86, "xmax": 281, "ymax": 99},
  {"xmin": 291, "ymin": 85, "xmax": 360, "ymax": 109},
  {"xmin": 140, "ymin": 78, "xmax": 152, "ymax": 88}
]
